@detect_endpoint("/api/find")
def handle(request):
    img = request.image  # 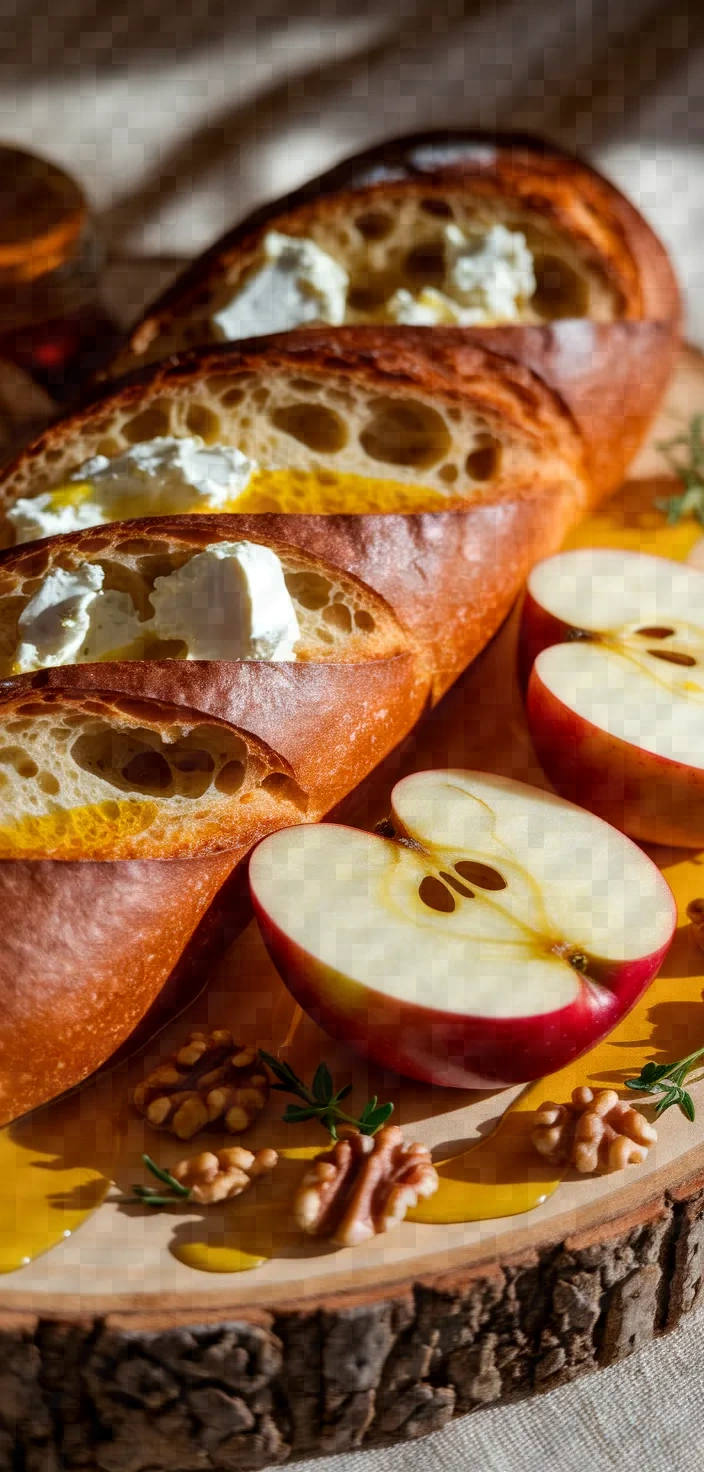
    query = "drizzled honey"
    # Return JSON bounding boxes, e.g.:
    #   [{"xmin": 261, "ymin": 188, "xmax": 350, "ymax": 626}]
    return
[
  {"xmin": 43, "ymin": 465, "xmax": 454, "ymax": 526},
  {"xmin": 233, "ymin": 467, "xmax": 454, "ymax": 516},
  {"xmin": 0, "ymin": 797, "xmax": 158, "ymax": 860}
]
